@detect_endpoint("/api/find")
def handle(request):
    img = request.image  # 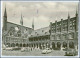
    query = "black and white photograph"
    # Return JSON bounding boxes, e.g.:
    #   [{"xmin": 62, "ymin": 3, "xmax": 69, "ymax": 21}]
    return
[{"xmin": 2, "ymin": 1, "xmax": 79, "ymax": 56}]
